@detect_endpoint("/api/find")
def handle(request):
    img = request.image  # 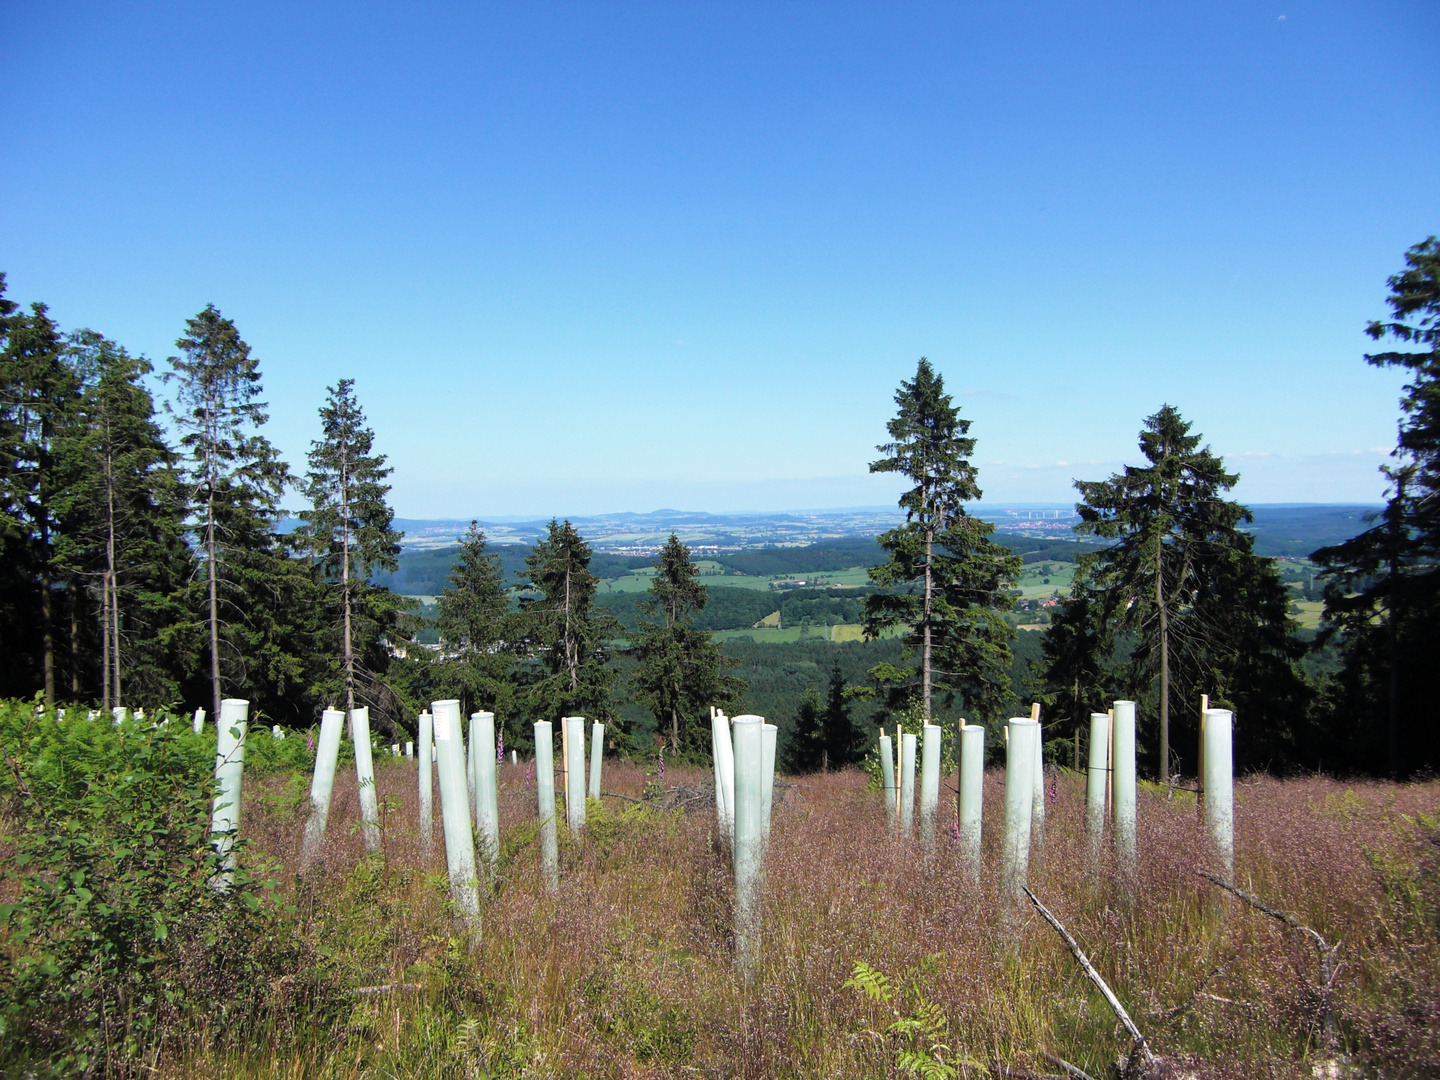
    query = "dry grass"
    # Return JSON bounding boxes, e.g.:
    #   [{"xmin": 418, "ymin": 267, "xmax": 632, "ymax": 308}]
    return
[{"xmin": 164, "ymin": 759, "xmax": 1440, "ymax": 1079}]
